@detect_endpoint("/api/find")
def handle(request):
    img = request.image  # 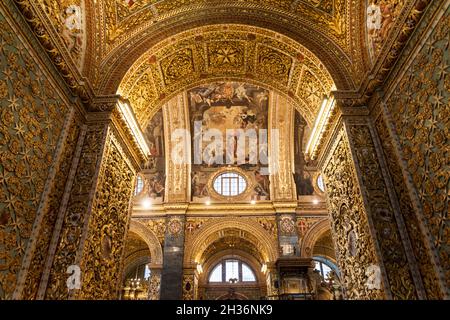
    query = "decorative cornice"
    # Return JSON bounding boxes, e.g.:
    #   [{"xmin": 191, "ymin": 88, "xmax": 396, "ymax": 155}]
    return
[
  {"xmin": 12, "ymin": 0, "xmax": 95, "ymax": 103},
  {"xmin": 334, "ymin": 0, "xmax": 432, "ymax": 107}
]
